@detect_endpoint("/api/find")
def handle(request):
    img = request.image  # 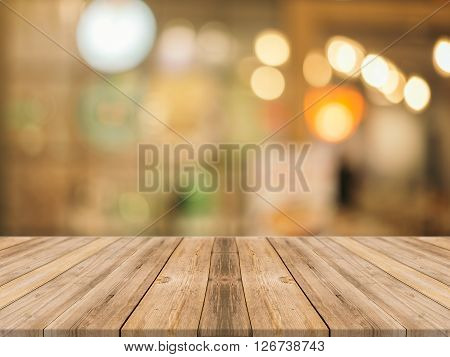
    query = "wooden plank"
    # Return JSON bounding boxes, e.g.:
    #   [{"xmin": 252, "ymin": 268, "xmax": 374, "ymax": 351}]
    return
[
  {"xmin": 199, "ymin": 238, "xmax": 251, "ymax": 337},
  {"xmin": 0, "ymin": 236, "xmax": 94, "ymax": 286},
  {"xmin": 0, "ymin": 236, "xmax": 448, "ymax": 337},
  {"xmin": 397, "ymin": 237, "xmax": 450, "ymax": 262},
  {"xmin": 45, "ymin": 237, "xmax": 181, "ymax": 336},
  {"xmin": 0, "ymin": 237, "xmax": 140, "ymax": 336},
  {"xmin": 121, "ymin": 237, "xmax": 214, "ymax": 337},
  {"xmin": 333, "ymin": 238, "xmax": 450, "ymax": 309},
  {"xmin": 269, "ymin": 237, "xmax": 405, "ymax": 336},
  {"xmin": 0, "ymin": 237, "xmax": 34, "ymax": 252},
  {"xmin": 404, "ymin": 237, "xmax": 450, "ymax": 256},
  {"xmin": 360, "ymin": 236, "xmax": 450, "ymax": 265},
  {"xmin": 212, "ymin": 237, "xmax": 238, "ymax": 253},
  {"xmin": 0, "ymin": 237, "xmax": 66, "ymax": 263},
  {"xmin": 0, "ymin": 237, "xmax": 119, "ymax": 310},
  {"xmin": 353, "ymin": 237, "xmax": 450, "ymax": 285},
  {"xmin": 416, "ymin": 237, "xmax": 450, "ymax": 251},
  {"xmin": 236, "ymin": 237, "xmax": 328, "ymax": 337},
  {"xmin": 319, "ymin": 238, "xmax": 450, "ymax": 336}
]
